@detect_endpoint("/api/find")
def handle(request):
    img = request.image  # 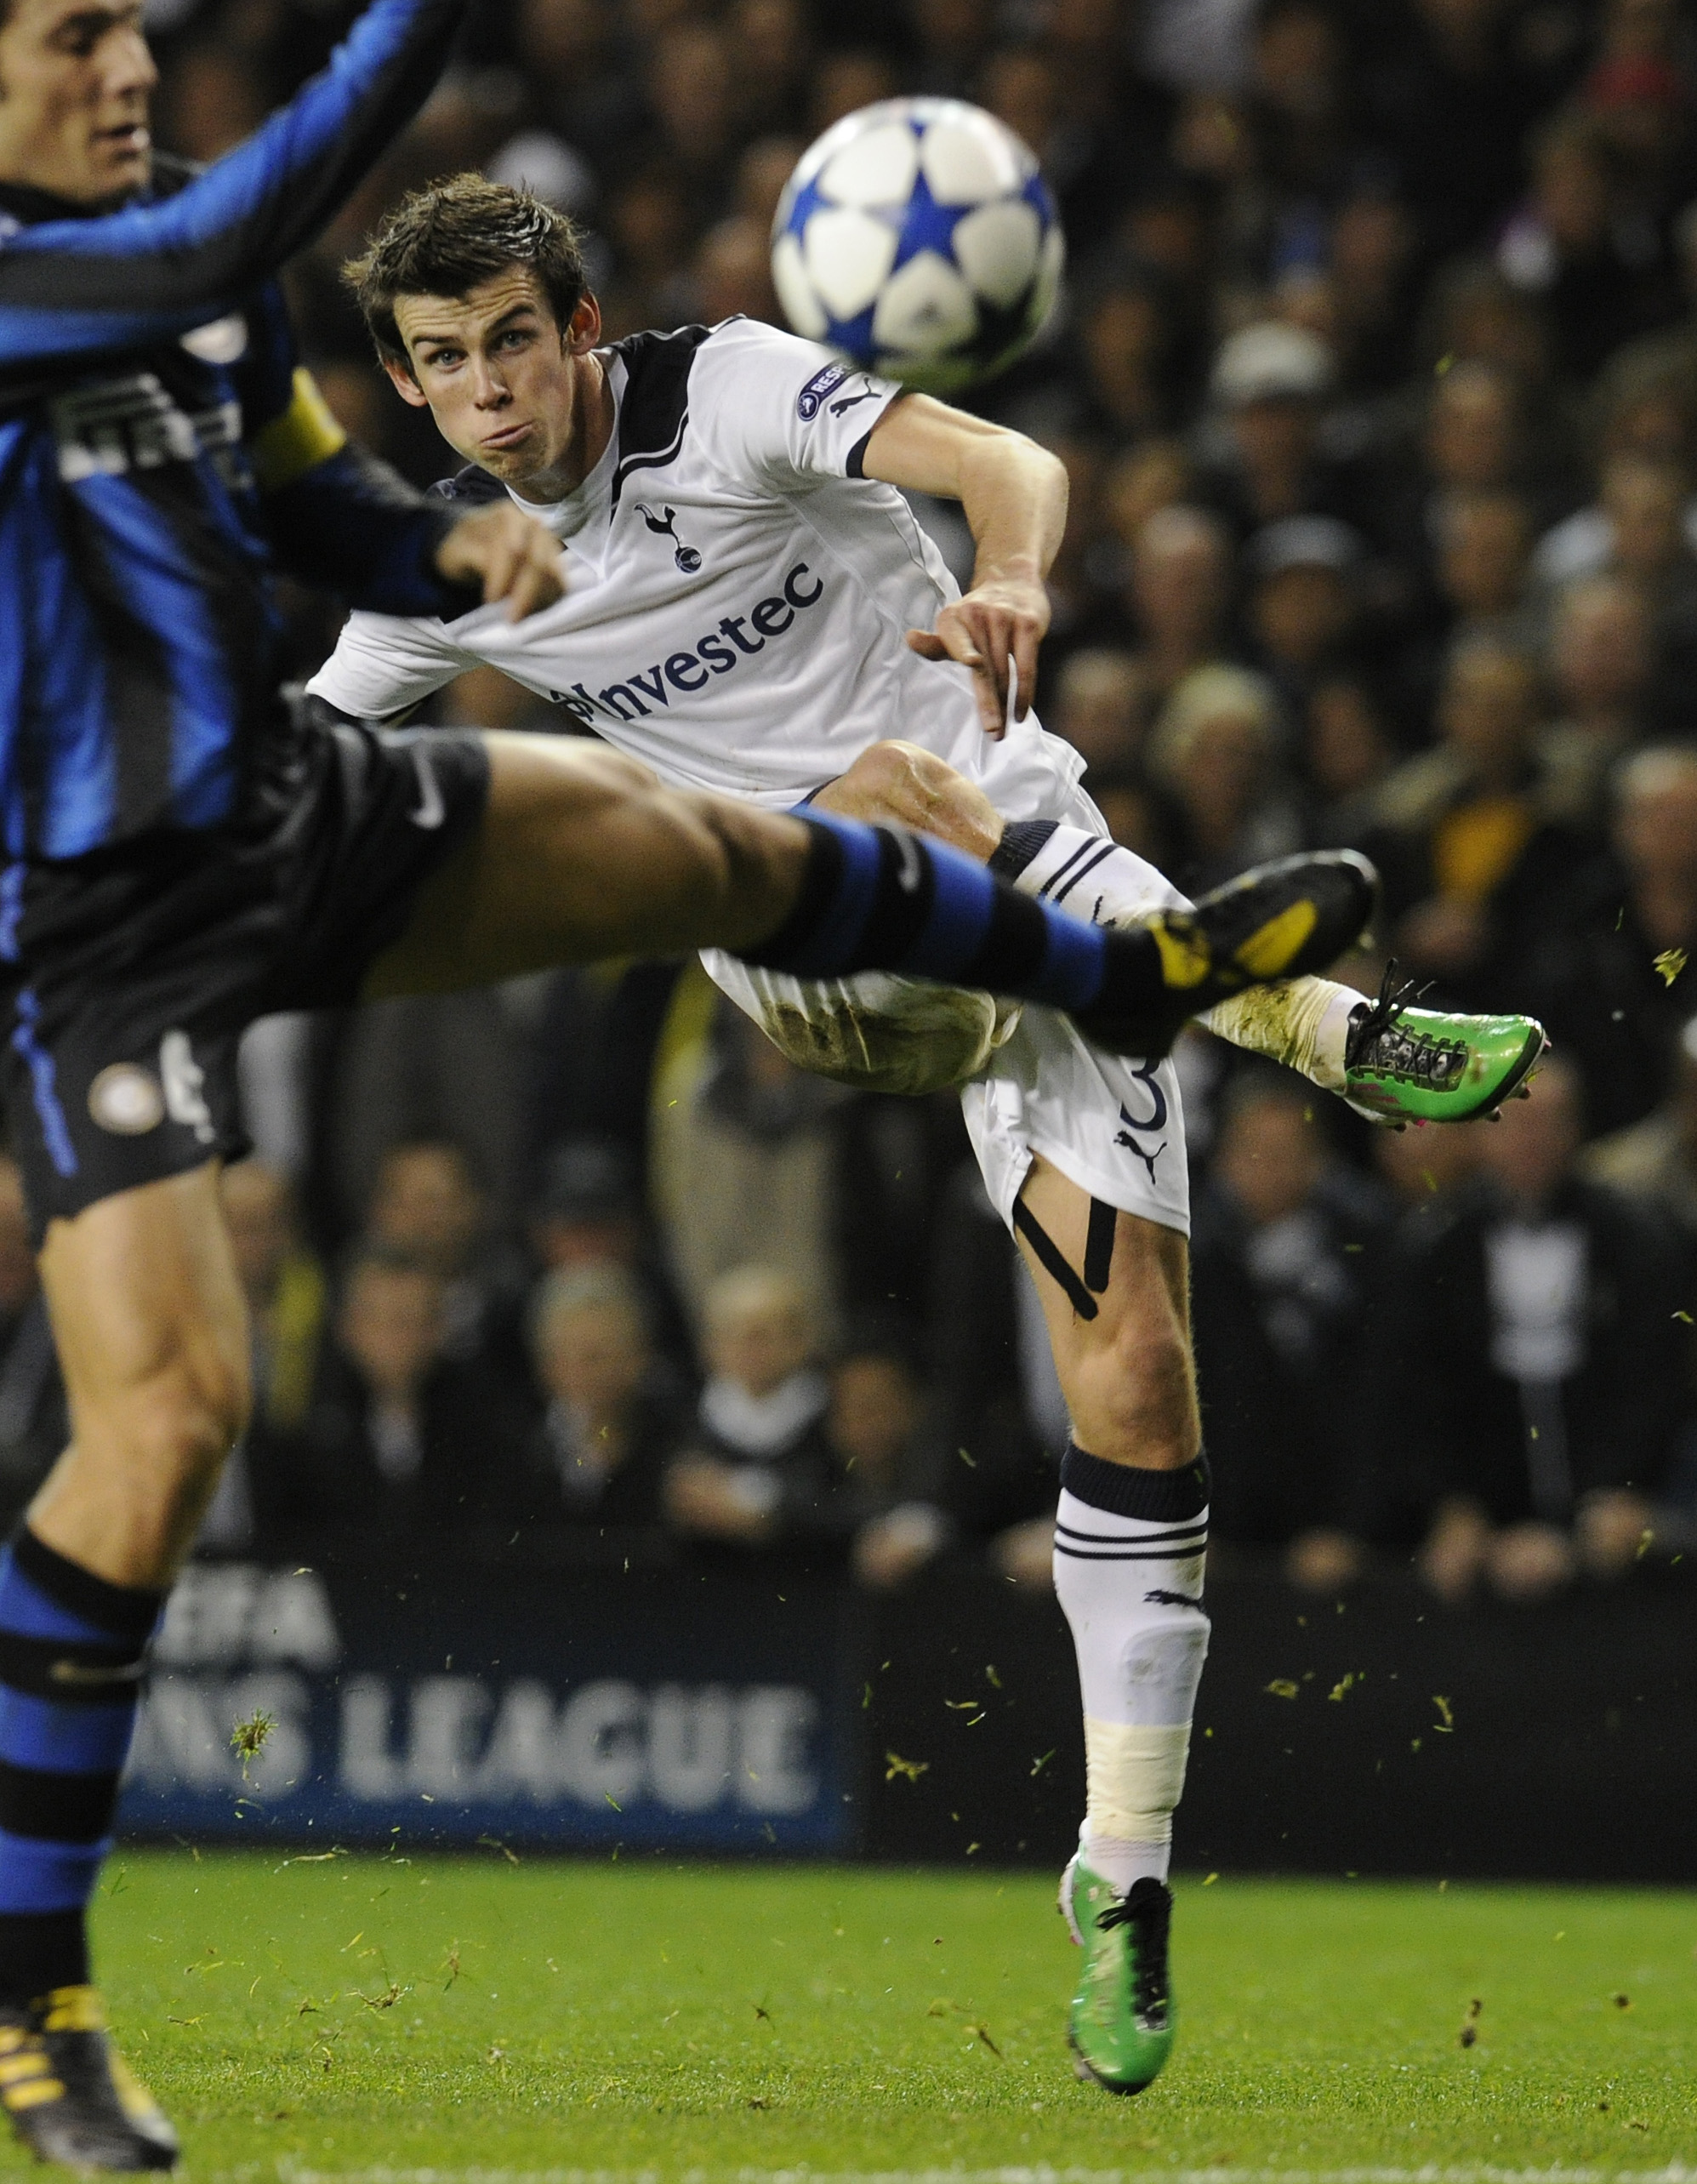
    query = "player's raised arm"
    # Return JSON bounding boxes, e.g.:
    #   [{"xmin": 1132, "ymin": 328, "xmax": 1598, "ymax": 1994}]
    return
[
  {"xmin": 0, "ymin": 0, "xmax": 465, "ymax": 366},
  {"xmin": 859, "ymin": 395, "xmax": 1068, "ymax": 739}
]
